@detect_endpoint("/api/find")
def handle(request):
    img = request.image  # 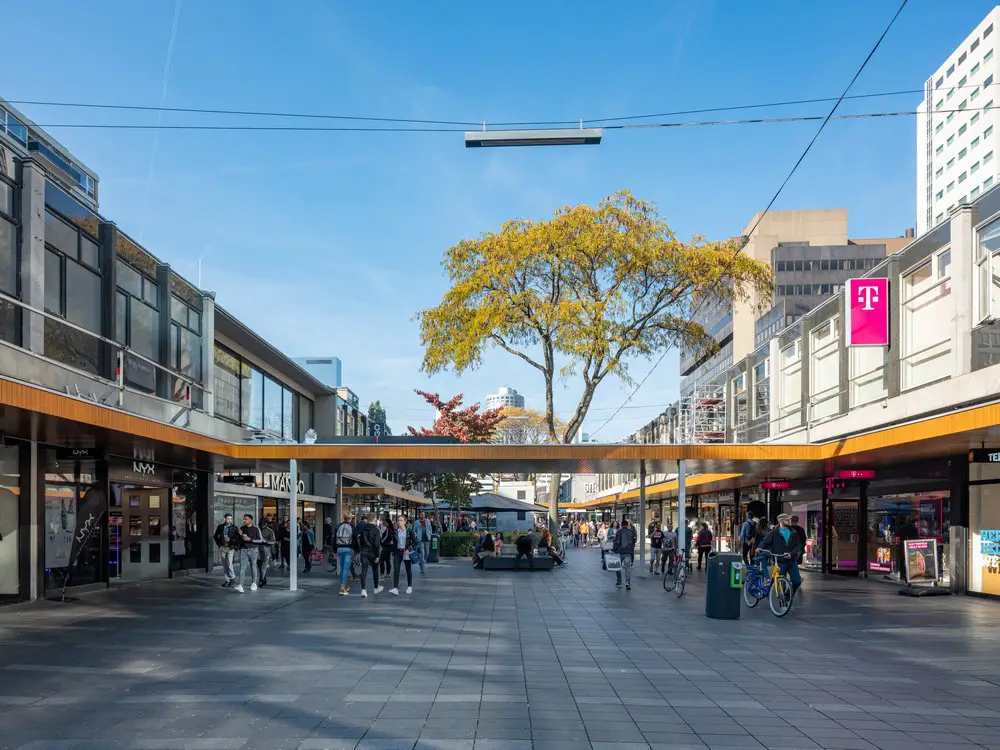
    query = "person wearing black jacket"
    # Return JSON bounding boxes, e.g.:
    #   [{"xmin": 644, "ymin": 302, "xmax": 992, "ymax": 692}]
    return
[
  {"xmin": 278, "ymin": 519, "xmax": 291, "ymax": 571},
  {"xmin": 758, "ymin": 513, "xmax": 803, "ymax": 595},
  {"xmin": 213, "ymin": 513, "xmax": 240, "ymax": 588},
  {"xmin": 613, "ymin": 519, "xmax": 638, "ymax": 590},
  {"xmin": 390, "ymin": 515, "xmax": 419, "ymax": 595},
  {"xmin": 356, "ymin": 514, "xmax": 383, "ymax": 598},
  {"xmin": 234, "ymin": 514, "xmax": 264, "ymax": 593},
  {"xmin": 379, "ymin": 513, "xmax": 394, "ymax": 579}
]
